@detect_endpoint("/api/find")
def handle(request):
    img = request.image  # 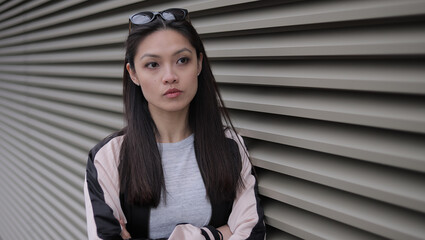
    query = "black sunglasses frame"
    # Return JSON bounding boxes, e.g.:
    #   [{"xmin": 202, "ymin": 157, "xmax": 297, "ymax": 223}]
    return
[{"xmin": 128, "ymin": 8, "xmax": 189, "ymax": 32}]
